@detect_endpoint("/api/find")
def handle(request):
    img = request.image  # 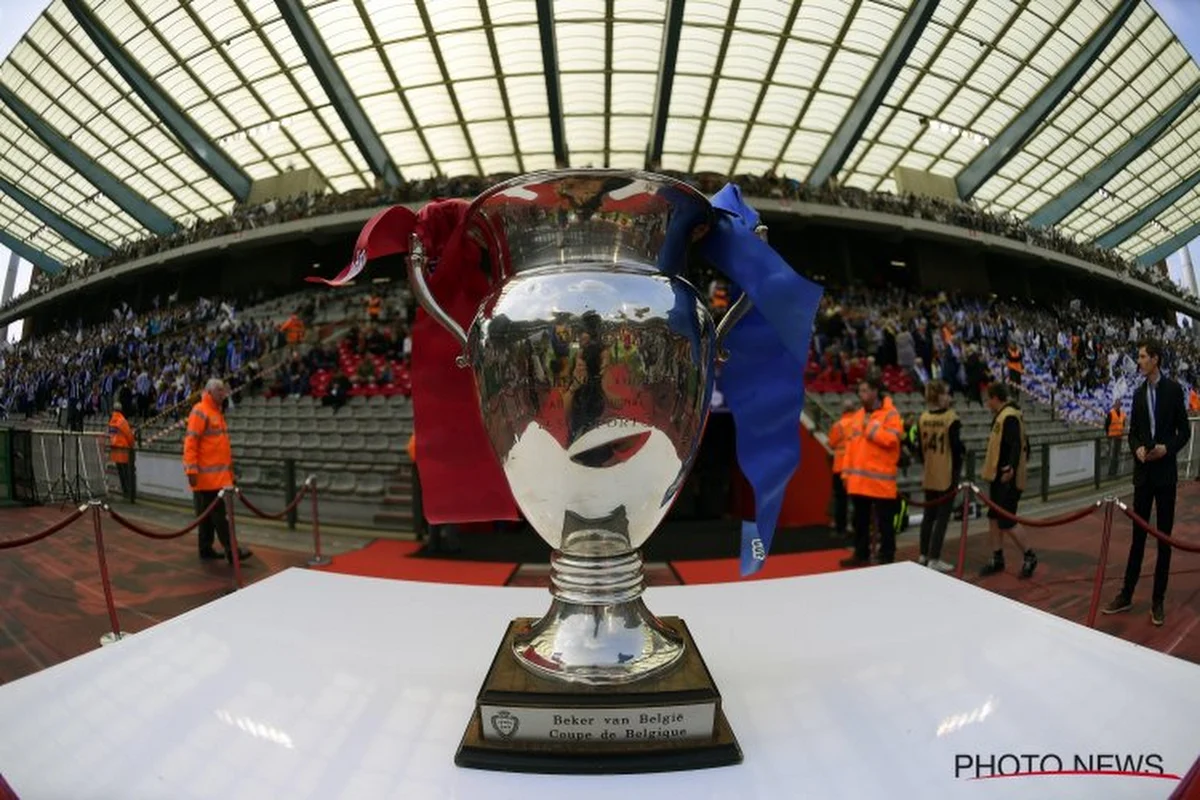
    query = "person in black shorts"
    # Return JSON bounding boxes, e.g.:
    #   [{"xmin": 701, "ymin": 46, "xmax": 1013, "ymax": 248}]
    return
[{"xmin": 979, "ymin": 383, "xmax": 1037, "ymax": 578}]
